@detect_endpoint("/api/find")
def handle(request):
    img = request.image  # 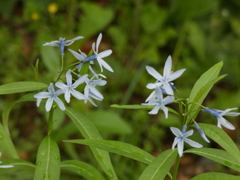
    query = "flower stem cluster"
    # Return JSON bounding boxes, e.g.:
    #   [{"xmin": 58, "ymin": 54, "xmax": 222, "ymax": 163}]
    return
[{"xmin": 34, "ymin": 33, "xmax": 113, "ymax": 111}]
